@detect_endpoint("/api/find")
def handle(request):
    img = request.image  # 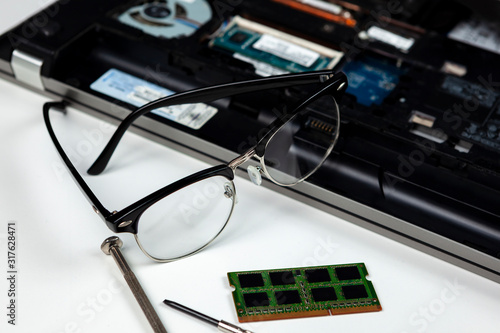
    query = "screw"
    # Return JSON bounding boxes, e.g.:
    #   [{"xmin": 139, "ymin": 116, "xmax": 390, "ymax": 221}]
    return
[{"xmin": 101, "ymin": 236, "xmax": 168, "ymax": 333}]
